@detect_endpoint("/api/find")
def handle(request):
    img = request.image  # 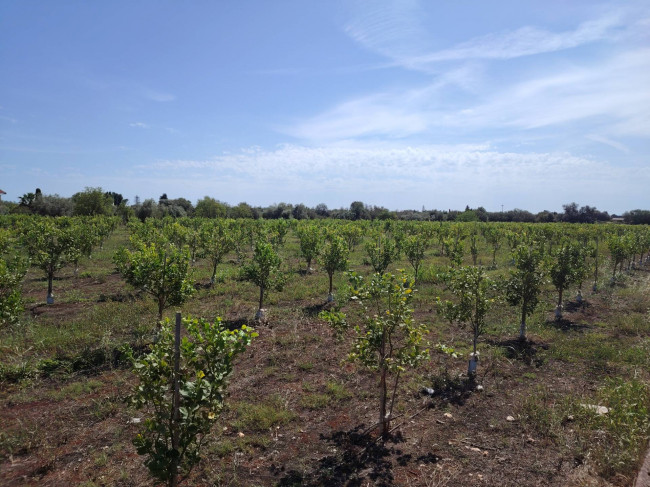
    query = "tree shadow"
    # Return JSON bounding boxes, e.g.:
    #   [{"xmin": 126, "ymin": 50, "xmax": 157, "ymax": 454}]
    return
[
  {"xmin": 546, "ymin": 318, "xmax": 592, "ymax": 332},
  {"xmin": 303, "ymin": 301, "xmax": 335, "ymax": 317},
  {"xmin": 221, "ymin": 318, "xmax": 251, "ymax": 331},
  {"xmin": 194, "ymin": 280, "xmax": 213, "ymax": 290},
  {"xmin": 564, "ymin": 300, "xmax": 591, "ymax": 313},
  {"xmin": 489, "ymin": 338, "xmax": 548, "ymax": 367},
  {"xmin": 97, "ymin": 291, "xmax": 139, "ymax": 303},
  {"xmin": 422, "ymin": 372, "xmax": 475, "ymax": 406},
  {"xmin": 276, "ymin": 425, "xmax": 418, "ymax": 487}
]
